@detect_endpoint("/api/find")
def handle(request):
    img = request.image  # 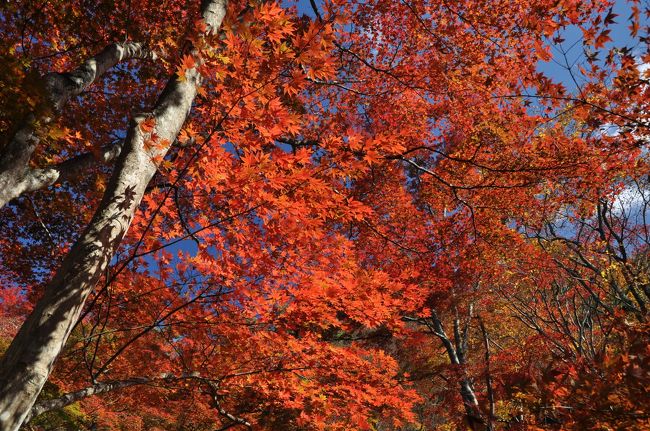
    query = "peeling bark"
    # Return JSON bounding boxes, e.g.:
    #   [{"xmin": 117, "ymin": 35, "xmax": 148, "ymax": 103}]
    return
[{"xmin": 0, "ymin": 2, "xmax": 227, "ymax": 430}]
